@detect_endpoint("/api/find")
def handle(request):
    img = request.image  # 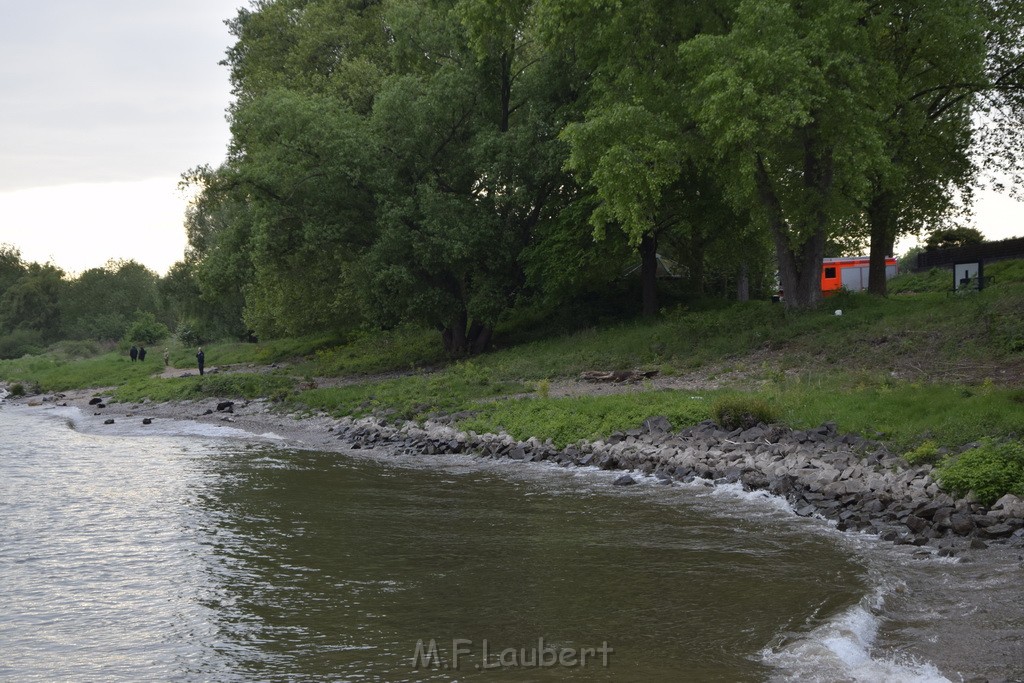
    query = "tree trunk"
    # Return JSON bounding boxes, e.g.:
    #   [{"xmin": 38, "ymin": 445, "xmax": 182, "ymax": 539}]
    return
[
  {"xmin": 441, "ymin": 312, "xmax": 493, "ymax": 356},
  {"xmin": 737, "ymin": 263, "xmax": 750, "ymax": 302},
  {"xmin": 754, "ymin": 153, "xmax": 828, "ymax": 310},
  {"xmin": 867, "ymin": 189, "xmax": 897, "ymax": 296},
  {"xmin": 639, "ymin": 232, "xmax": 658, "ymax": 317}
]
